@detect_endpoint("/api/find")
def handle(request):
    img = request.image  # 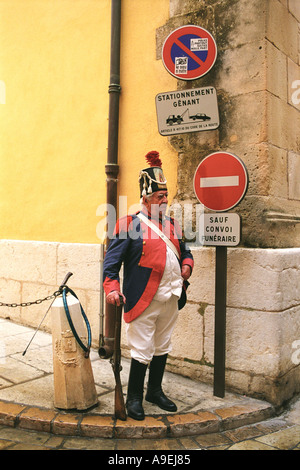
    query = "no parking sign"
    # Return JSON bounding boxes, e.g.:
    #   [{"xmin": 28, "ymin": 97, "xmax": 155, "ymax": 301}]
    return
[{"xmin": 162, "ymin": 25, "xmax": 217, "ymax": 80}]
